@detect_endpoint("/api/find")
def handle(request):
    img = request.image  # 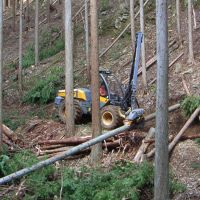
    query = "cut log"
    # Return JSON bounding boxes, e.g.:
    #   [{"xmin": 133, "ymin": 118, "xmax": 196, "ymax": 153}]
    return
[
  {"xmin": 144, "ymin": 104, "xmax": 180, "ymax": 122},
  {"xmin": 39, "ymin": 136, "xmax": 114, "ymax": 146},
  {"xmin": 38, "ymin": 136, "xmax": 92, "ymax": 146},
  {"xmin": 181, "ymin": 75, "xmax": 191, "ymax": 96},
  {"xmin": 39, "ymin": 140, "xmax": 121, "ymax": 156},
  {"xmin": 149, "ymin": 52, "xmax": 184, "ymax": 85},
  {"xmin": 122, "ymin": 55, "xmax": 156, "ymax": 84},
  {"xmin": 168, "ymin": 107, "xmax": 200, "ymax": 152},
  {"xmin": 144, "ymin": 134, "xmax": 200, "ymax": 144},
  {"xmin": 2, "ymin": 124, "xmax": 17, "ymax": 142},
  {"xmin": 147, "ymin": 107, "xmax": 200, "ymax": 158},
  {"xmin": 133, "ymin": 127, "xmax": 155, "ymax": 162},
  {"xmin": 40, "ymin": 144, "xmax": 66, "ymax": 150}
]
